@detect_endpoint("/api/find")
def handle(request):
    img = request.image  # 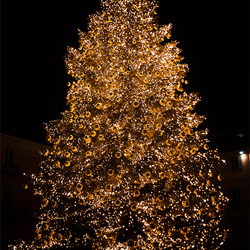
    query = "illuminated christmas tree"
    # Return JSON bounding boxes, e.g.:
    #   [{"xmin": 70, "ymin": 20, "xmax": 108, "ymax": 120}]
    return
[{"xmin": 12, "ymin": 0, "xmax": 228, "ymax": 249}]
